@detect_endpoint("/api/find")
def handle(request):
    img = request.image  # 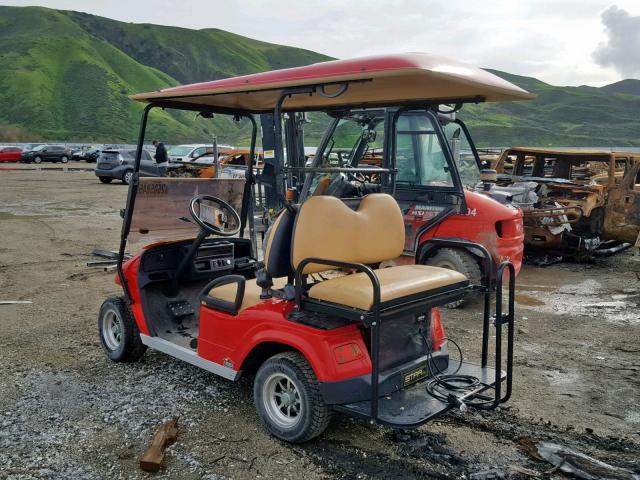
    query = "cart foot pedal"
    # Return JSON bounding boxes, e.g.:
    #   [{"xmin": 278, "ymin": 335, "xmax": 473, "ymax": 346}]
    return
[{"xmin": 166, "ymin": 300, "xmax": 195, "ymax": 319}]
